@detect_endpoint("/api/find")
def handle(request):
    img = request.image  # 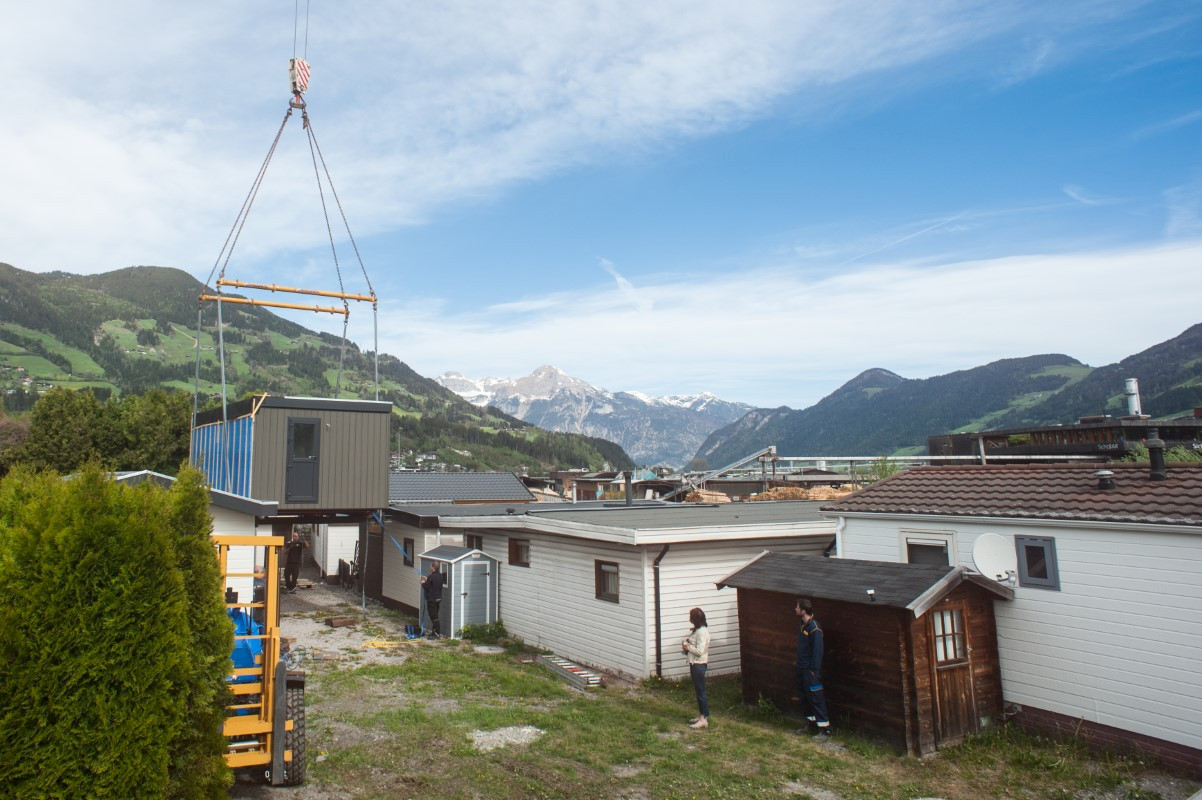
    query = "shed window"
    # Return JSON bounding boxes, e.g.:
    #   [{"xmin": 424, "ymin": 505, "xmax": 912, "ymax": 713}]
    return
[
  {"xmin": 595, "ymin": 561, "xmax": 619, "ymax": 603},
  {"xmin": 403, "ymin": 537, "xmax": 414, "ymax": 568},
  {"xmin": 932, "ymin": 608, "xmax": 967, "ymax": 663},
  {"xmin": 508, "ymin": 538, "xmax": 530, "ymax": 567},
  {"xmin": 1015, "ymin": 536, "xmax": 1060, "ymax": 590}
]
